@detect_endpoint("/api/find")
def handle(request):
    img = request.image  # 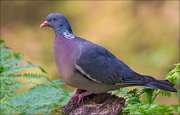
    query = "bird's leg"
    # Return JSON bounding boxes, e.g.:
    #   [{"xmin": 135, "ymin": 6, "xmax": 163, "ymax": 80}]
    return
[
  {"xmin": 77, "ymin": 91, "xmax": 92, "ymax": 104},
  {"xmin": 69, "ymin": 89, "xmax": 93, "ymax": 104},
  {"xmin": 69, "ymin": 89, "xmax": 86, "ymax": 102}
]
